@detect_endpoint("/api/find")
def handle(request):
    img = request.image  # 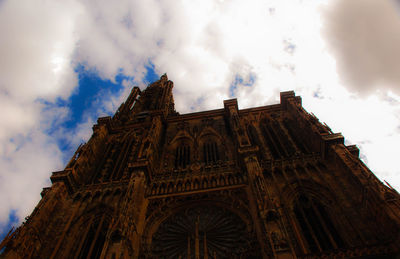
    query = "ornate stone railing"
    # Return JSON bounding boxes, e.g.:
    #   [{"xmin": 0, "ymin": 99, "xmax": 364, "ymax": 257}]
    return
[
  {"xmin": 146, "ymin": 164, "xmax": 247, "ymax": 197},
  {"xmin": 260, "ymin": 153, "xmax": 322, "ymax": 170}
]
